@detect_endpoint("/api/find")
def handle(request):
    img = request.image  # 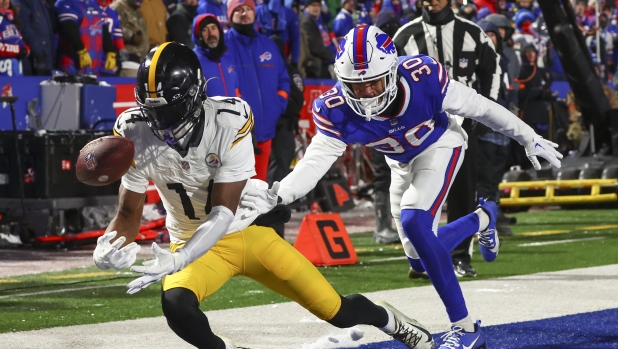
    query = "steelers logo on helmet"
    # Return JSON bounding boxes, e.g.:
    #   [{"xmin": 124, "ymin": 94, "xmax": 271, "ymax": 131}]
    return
[
  {"xmin": 135, "ymin": 42, "xmax": 206, "ymax": 151},
  {"xmin": 334, "ymin": 25, "xmax": 399, "ymax": 121}
]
